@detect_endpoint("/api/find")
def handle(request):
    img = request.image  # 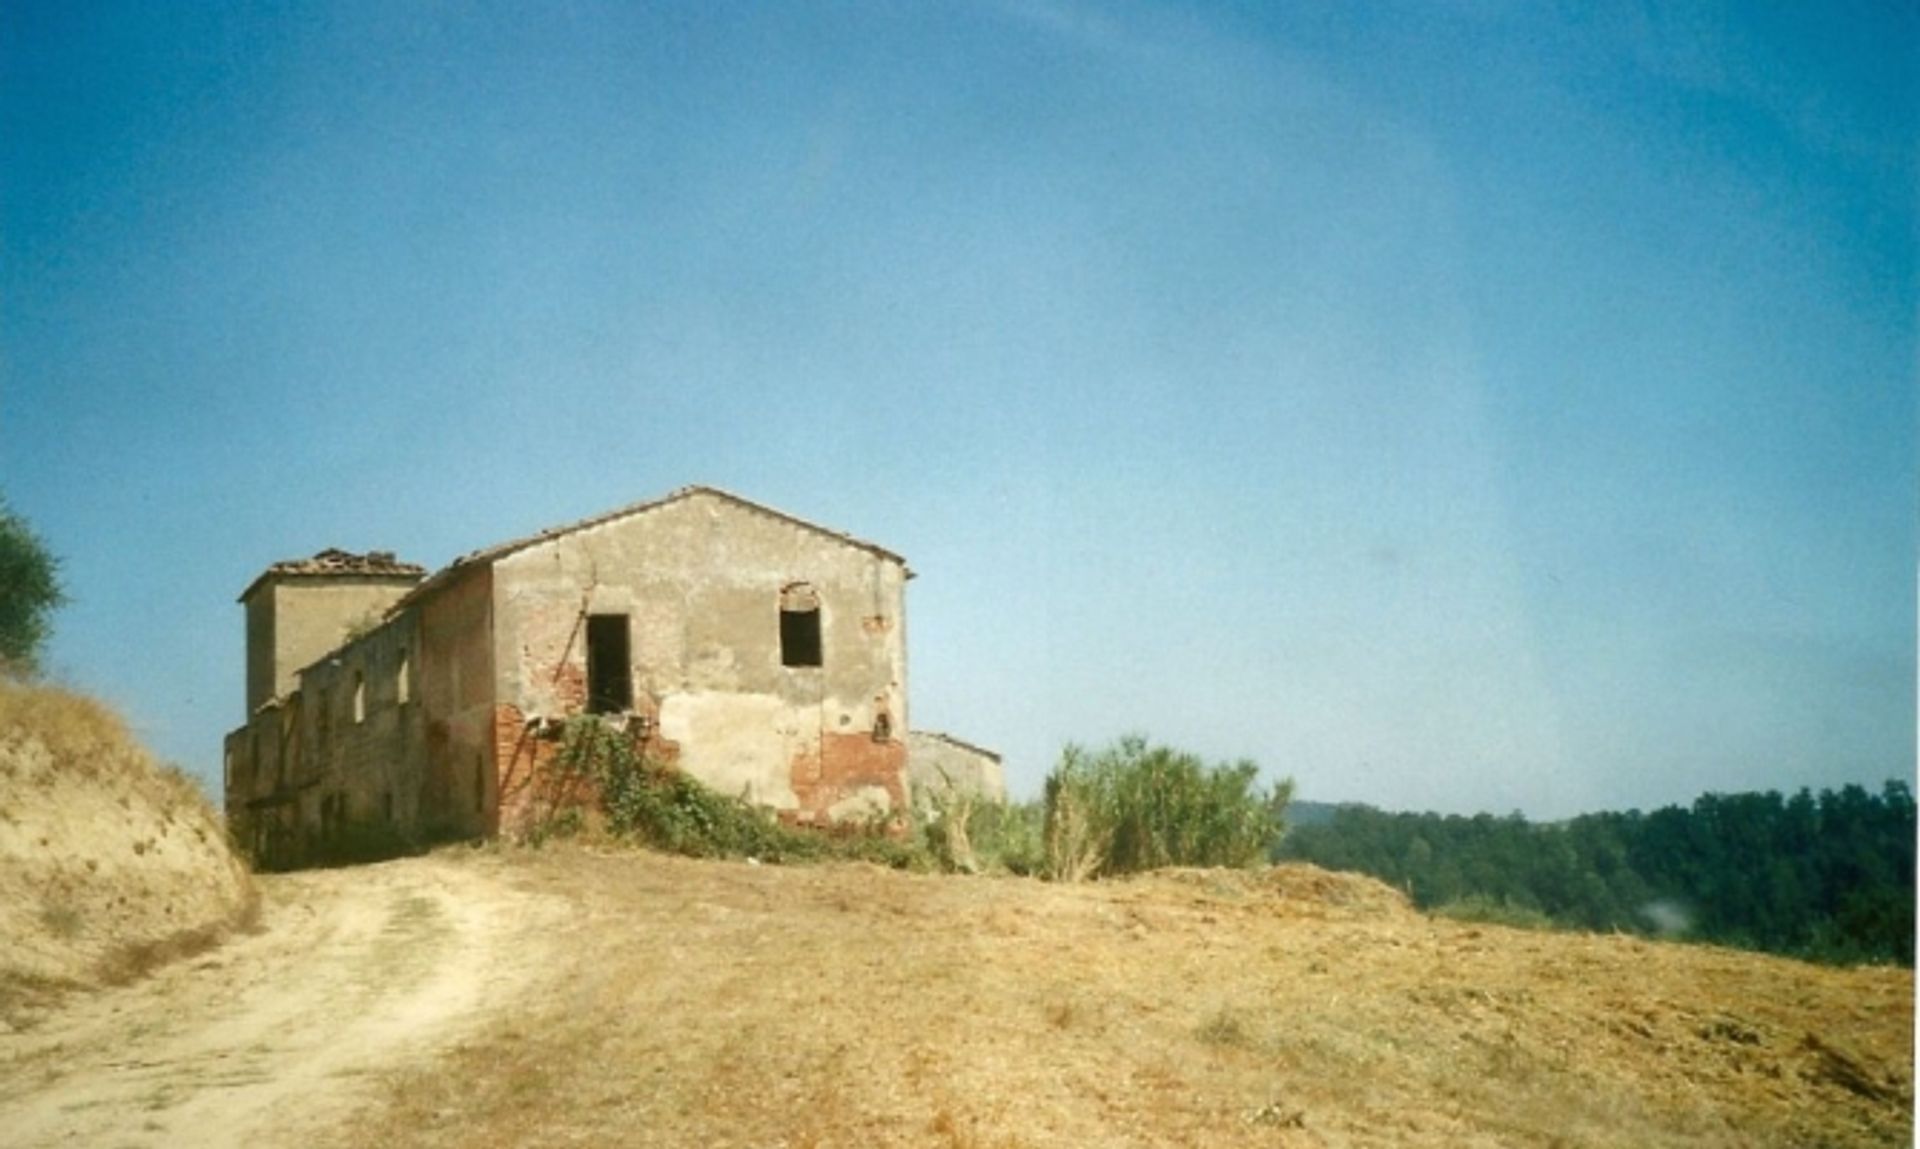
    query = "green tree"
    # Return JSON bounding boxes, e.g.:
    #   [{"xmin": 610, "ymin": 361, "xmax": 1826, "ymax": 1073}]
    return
[{"xmin": 0, "ymin": 497, "xmax": 64, "ymax": 675}]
